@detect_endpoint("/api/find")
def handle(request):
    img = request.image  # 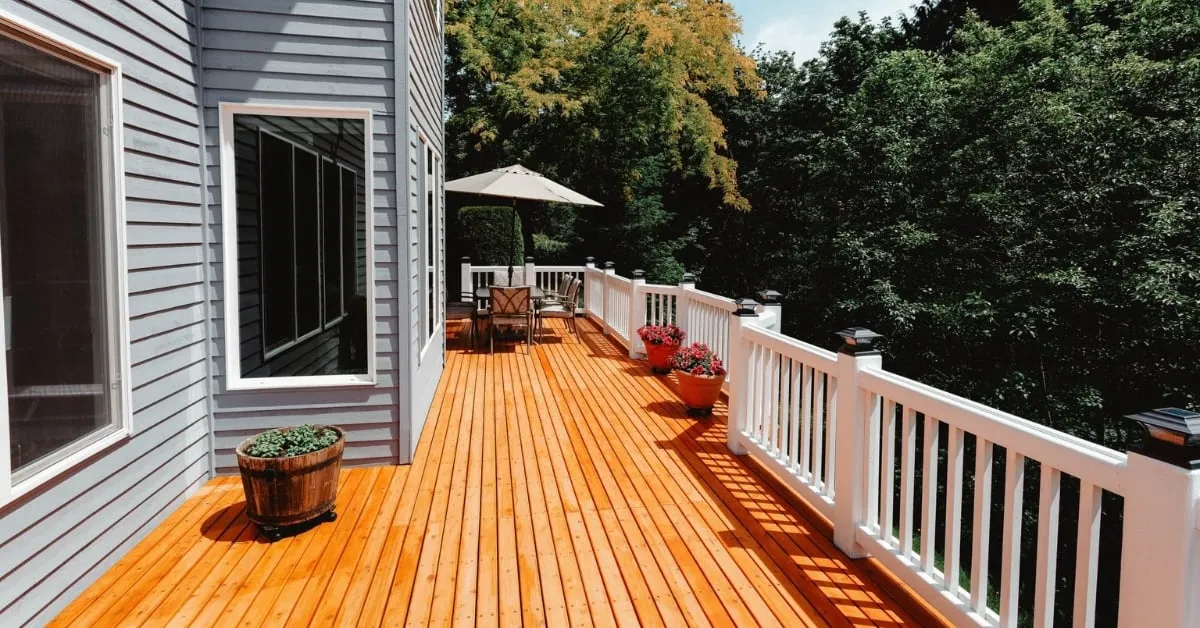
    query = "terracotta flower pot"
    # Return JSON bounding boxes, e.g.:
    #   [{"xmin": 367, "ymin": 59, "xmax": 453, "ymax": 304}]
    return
[
  {"xmin": 235, "ymin": 426, "xmax": 345, "ymax": 541},
  {"xmin": 645, "ymin": 342, "xmax": 679, "ymax": 373},
  {"xmin": 675, "ymin": 371, "xmax": 724, "ymax": 416}
]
